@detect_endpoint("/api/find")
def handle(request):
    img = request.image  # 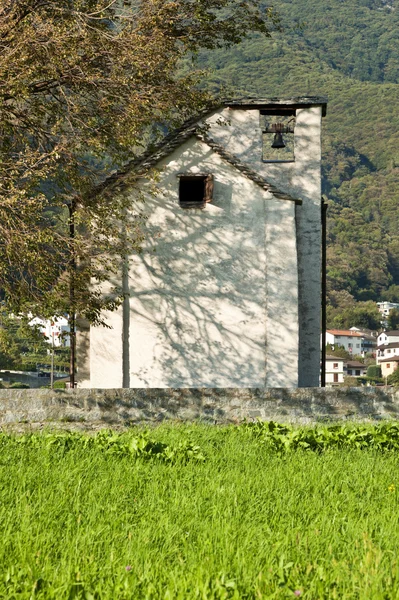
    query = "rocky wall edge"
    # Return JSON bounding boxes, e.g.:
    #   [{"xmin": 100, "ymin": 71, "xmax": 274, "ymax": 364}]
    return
[{"xmin": 0, "ymin": 388, "xmax": 398, "ymax": 428}]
